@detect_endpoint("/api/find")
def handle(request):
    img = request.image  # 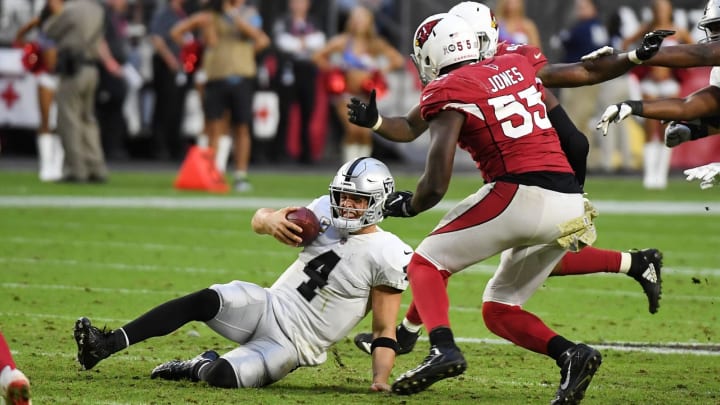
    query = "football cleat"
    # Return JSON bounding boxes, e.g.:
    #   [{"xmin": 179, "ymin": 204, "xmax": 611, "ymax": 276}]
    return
[
  {"xmin": 151, "ymin": 350, "xmax": 219, "ymax": 382},
  {"xmin": 74, "ymin": 317, "xmax": 114, "ymax": 370},
  {"xmin": 0, "ymin": 367, "xmax": 31, "ymax": 405},
  {"xmin": 628, "ymin": 249, "xmax": 663, "ymax": 314},
  {"xmin": 391, "ymin": 345, "xmax": 467, "ymax": 395},
  {"xmin": 551, "ymin": 344, "xmax": 602, "ymax": 405},
  {"xmin": 353, "ymin": 324, "xmax": 421, "ymax": 355}
]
